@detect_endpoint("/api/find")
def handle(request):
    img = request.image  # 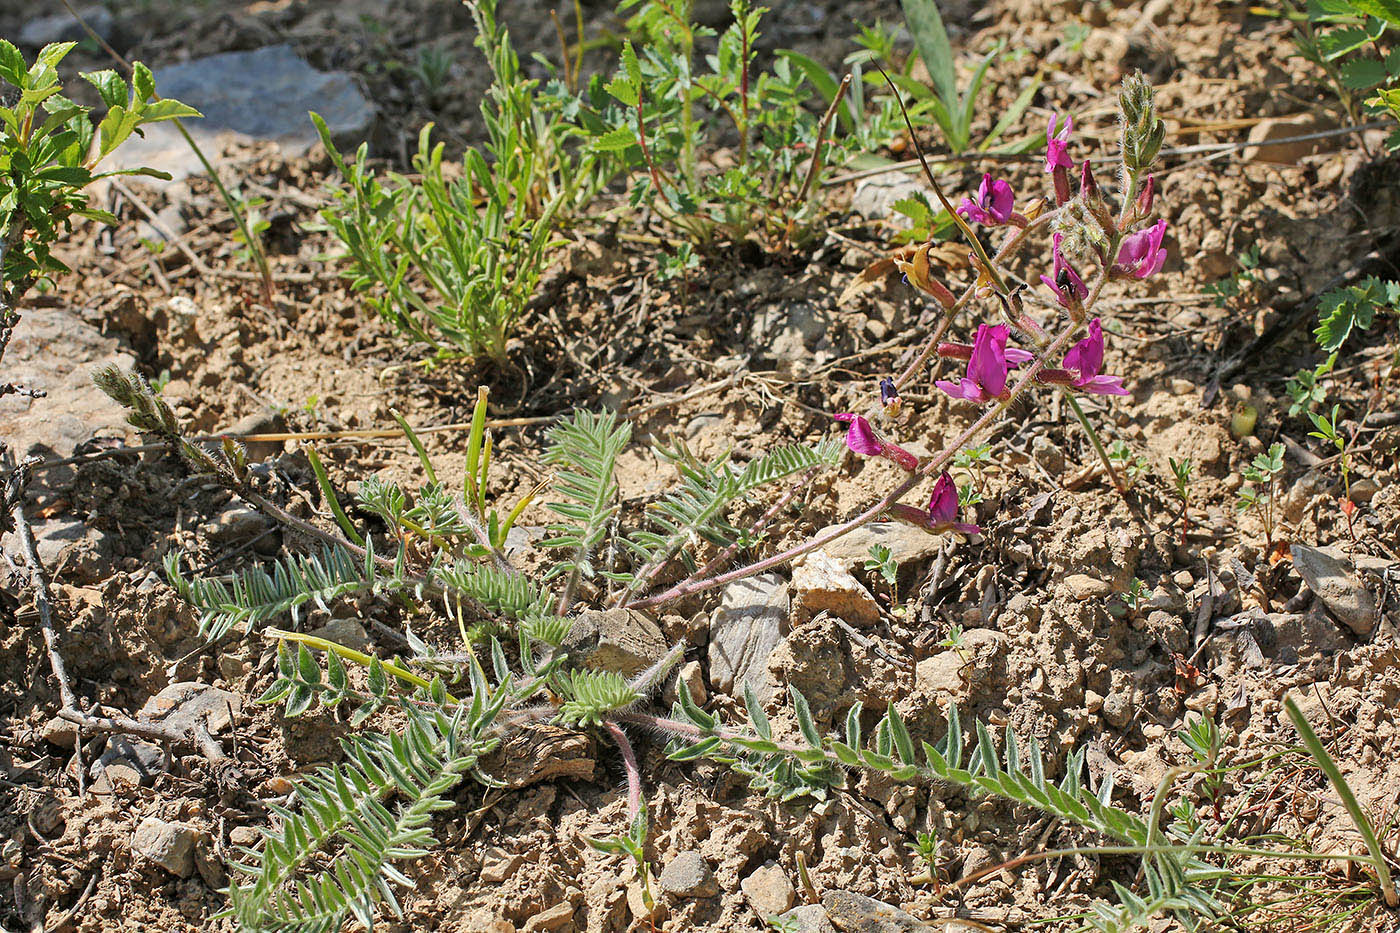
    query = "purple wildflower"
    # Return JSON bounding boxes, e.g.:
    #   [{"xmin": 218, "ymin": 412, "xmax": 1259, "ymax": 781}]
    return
[
  {"xmin": 1062, "ymin": 318, "xmax": 1130, "ymax": 396},
  {"xmin": 890, "ymin": 472, "xmax": 981, "ymax": 536},
  {"xmin": 1039, "ymin": 234, "xmax": 1089, "ymax": 310},
  {"xmin": 1046, "ymin": 114, "xmax": 1075, "ymax": 205},
  {"xmin": 834, "ymin": 413, "xmax": 919, "ymax": 471},
  {"xmin": 1115, "ymin": 218, "xmax": 1167, "ymax": 279},
  {"xmin": 936, "ymin": 324, "xmax": 1017, "ymax": 402},
  {"xmin": 1045, "ymin": 114, "xmax": 1074, "ymax": 173},
  {"xmin": 957, "ymin": 174, "xmax": 1015, "ymax": 225}
]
